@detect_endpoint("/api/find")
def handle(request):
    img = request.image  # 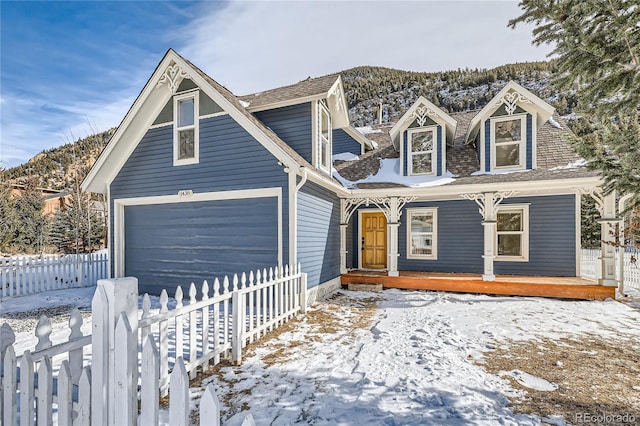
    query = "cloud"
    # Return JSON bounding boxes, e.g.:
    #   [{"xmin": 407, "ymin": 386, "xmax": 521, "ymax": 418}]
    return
[{"xmin": 178, "ymin": 0, "xmax": 553, "ymax": 95}]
